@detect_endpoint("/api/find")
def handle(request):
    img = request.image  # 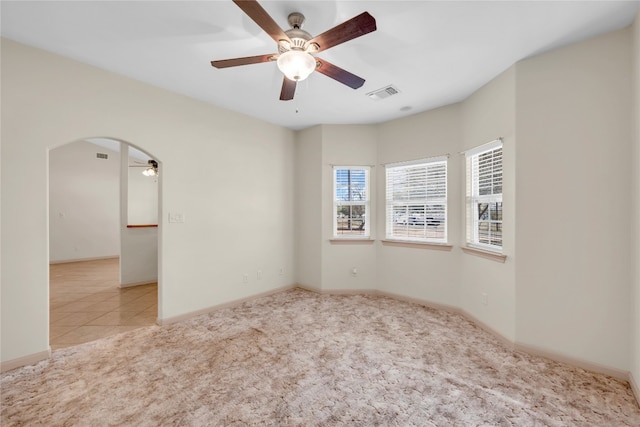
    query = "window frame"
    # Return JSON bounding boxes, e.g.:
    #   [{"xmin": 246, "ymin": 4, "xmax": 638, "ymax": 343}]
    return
[
  {"xmin": 465, "ymin": 140, "xmax": 503, "ymax": 253},
  {"xmin": 385, "ymin": 156, "xmax": 448, "ymax": 244},
  {"xmin": 332, "ymin": 166, "xmax": 371, "ymax": 239}
]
